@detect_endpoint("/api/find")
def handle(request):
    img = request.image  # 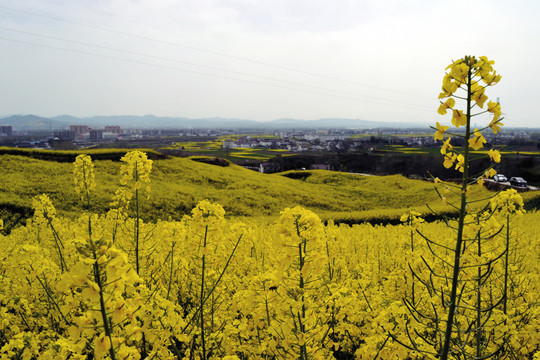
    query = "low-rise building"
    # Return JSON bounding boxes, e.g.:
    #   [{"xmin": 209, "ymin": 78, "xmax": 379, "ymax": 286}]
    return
[
  {"xmin": 104, "ymin": 125, "xmax": 122, "ymax": 134},
  {"xmin": 260, "ymin": 162, "xmax": 281, "ymax": 173},
  {"xmin": 311, "ymin": 164, "xmax": 332, "ymax": 170},
  {"xmin": 89, "ymin": 129, "xmax": 103, "ymax": 140},
  {"xmin": 53, "ymin": 130, "xmax": 75, "ymax": 140},
  {"xmin": 0, "ymin": 125, "xmax": 13, "ymax": 136},
  {"xmin": 70, "ymin": 125, "xmax": 89, "ymax": 136}
]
